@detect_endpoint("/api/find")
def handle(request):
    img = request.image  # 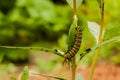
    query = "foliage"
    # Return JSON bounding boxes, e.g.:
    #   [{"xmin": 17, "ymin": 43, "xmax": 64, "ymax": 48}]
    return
[
  {"xmin": 0, "ymin": 0, "xmax": 72, "ymax": 62},
  {"xmin": 66, "ymin": 17, "xmax": 77, "ymax": 51},
  {"xmin": 0, "ymin": 0, "xmax": 115, "ymax": 64},
  {"xmin": 77, "ymin": 0, "xmax": 120, "ymax": 64},
  {"xmin": 0, "ymin": 0, "xmax": 120, "ymax": 80},
  {"xmin": 66, "ymin": 0, "xmax": 83, "ymax": 9},
  {"xmin": 87, "ymin": 21, "xmax": 100, "ymax": 43},
  {"xmin": 20, "ymin": 66, "xmax": 29, "ymax": 80}
]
